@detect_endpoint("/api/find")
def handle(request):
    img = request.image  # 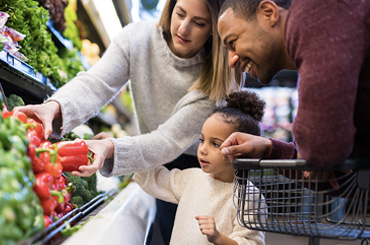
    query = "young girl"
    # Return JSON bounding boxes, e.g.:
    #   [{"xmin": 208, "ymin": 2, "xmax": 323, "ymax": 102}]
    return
[
  {"xmin": 134, "ymin": 90, "xmax": 266, "ymax": 244},
  {"xmin": 15, "ymin": 0, "xmax": 242, "ymax": 241}
]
